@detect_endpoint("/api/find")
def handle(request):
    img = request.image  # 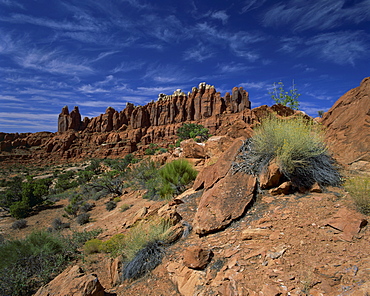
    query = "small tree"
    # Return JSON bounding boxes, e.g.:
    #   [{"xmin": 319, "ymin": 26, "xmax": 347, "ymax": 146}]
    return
[
  {"xmin": 269, "ymin": 80, "xmax": 300, "ymax": 110},
  {"xmin": 177, "ymin": 123, "xmax": 210, "ymax": 142}
]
